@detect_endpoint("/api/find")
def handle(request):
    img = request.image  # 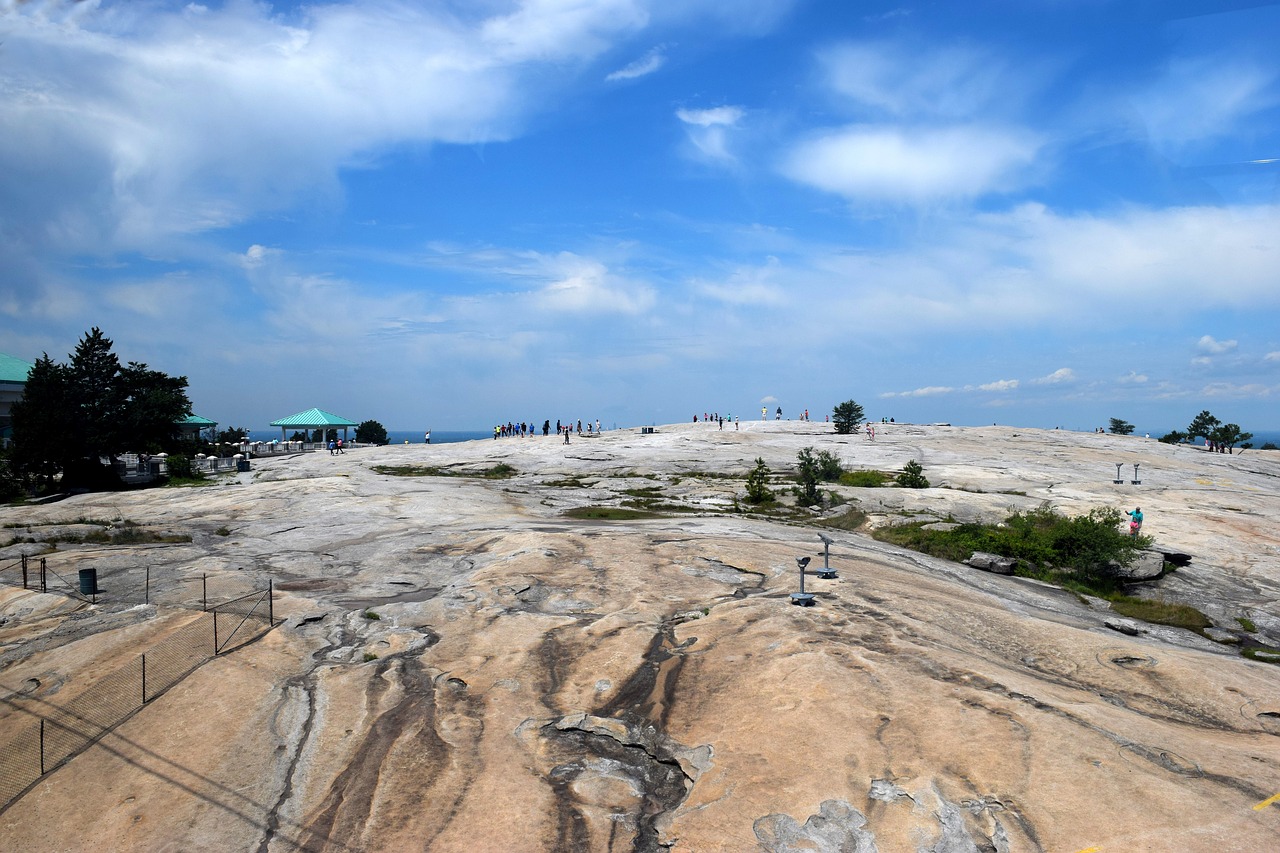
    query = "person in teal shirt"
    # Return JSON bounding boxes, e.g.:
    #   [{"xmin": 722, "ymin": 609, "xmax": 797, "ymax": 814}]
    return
[{"xmin": 1126, "ymin": 507, "xmax": 1143, "ymax": 536}]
